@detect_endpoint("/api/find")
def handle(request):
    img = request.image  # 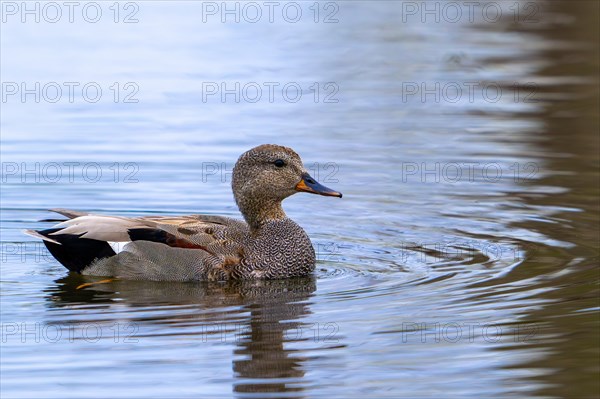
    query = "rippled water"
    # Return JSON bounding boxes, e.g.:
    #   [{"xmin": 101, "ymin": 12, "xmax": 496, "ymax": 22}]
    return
[{"xmin": 1, "ymin": 1, "xmax": 599, "ymax": 398}]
